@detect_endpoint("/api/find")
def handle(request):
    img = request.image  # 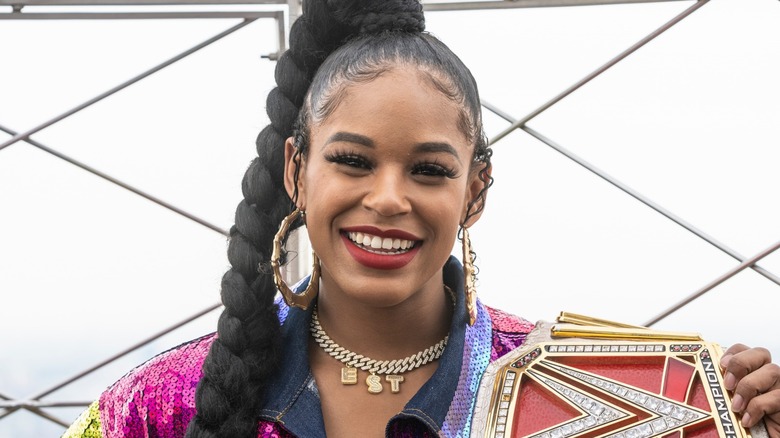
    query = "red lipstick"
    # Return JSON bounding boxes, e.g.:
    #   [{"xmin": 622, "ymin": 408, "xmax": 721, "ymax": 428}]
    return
[{"xmin": 340, "ymin": 227, "xmax": 421, "ymax": 270}]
